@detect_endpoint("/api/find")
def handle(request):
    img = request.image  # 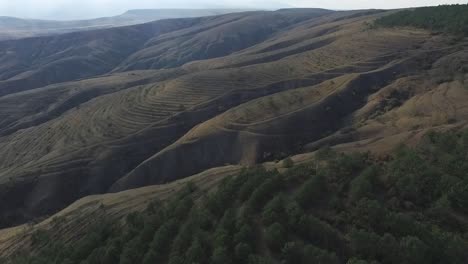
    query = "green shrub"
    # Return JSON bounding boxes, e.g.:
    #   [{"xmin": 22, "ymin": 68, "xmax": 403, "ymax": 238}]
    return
[
  {"xmin": 294, "ymin": 174, "xmax": 327, "ymax": 208},
  {"xmin": 282, "ymin": 157, "xmax": 294, "ymax": 168},
  {"xmin": 302, "ymin": 245, "xmax": 340, "ymax": 264},
  {"xmin": 349, "ymin": 166, "xmax": 377, "ymax": 202},
  {"xmin": 262, "ymin": 195, "xmax": 286, "ymax": 225},
  {"xmin": 347, "ymin": 258, "xmax": 369, "ymax": 264},
  {"xmin": 399, "ymin": 236, "xmax": 430, "ymax": 264},
  {"xmin": 210, "ymin": 247, "xmax": 232, "ymax": 264},
  {"xmin": 349, "ymin": 228, "xmax": 380, "ymax": 259},
  {"xmin": 247, "ymin": 173, "xmax": 284, "ymax": 210},
  {"xmin": 281, "ymin": 241, "xmax": 303, "ymax": 264},
  {"xmin": 120, "ymin": 238, "xmax": 143, "ymax": 264},
  {"xmin": 234, "ymin": 222, "xmax": 255, "ymax": 246},
  {"xmin": 248, "ymin": 255, "xmax": 274, "ymax": 264},
  {"xmin": 265, "ymin": 222, "xmax": 286, "ymax": 251},
  {"xmin": 235, "ymin": 243, "xmax": 252, "ymax": 262},
  {"xmin": 185, "ymin": 237, "xmax": 207, "ymax": 264},
  {"xmin": 298, "ymin": 215, "xmax": 344, "ymax": 253},
  {"xmin": 448, "ymin": 180, "xmax": 468, "ymax": 212},
  {"xmin": 352, "ymin": 199, "xmax": 387, "ymax": 232},
  {"xmin": 143, "ymin": 219, "xmax": 178, "ymax": 263}
]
